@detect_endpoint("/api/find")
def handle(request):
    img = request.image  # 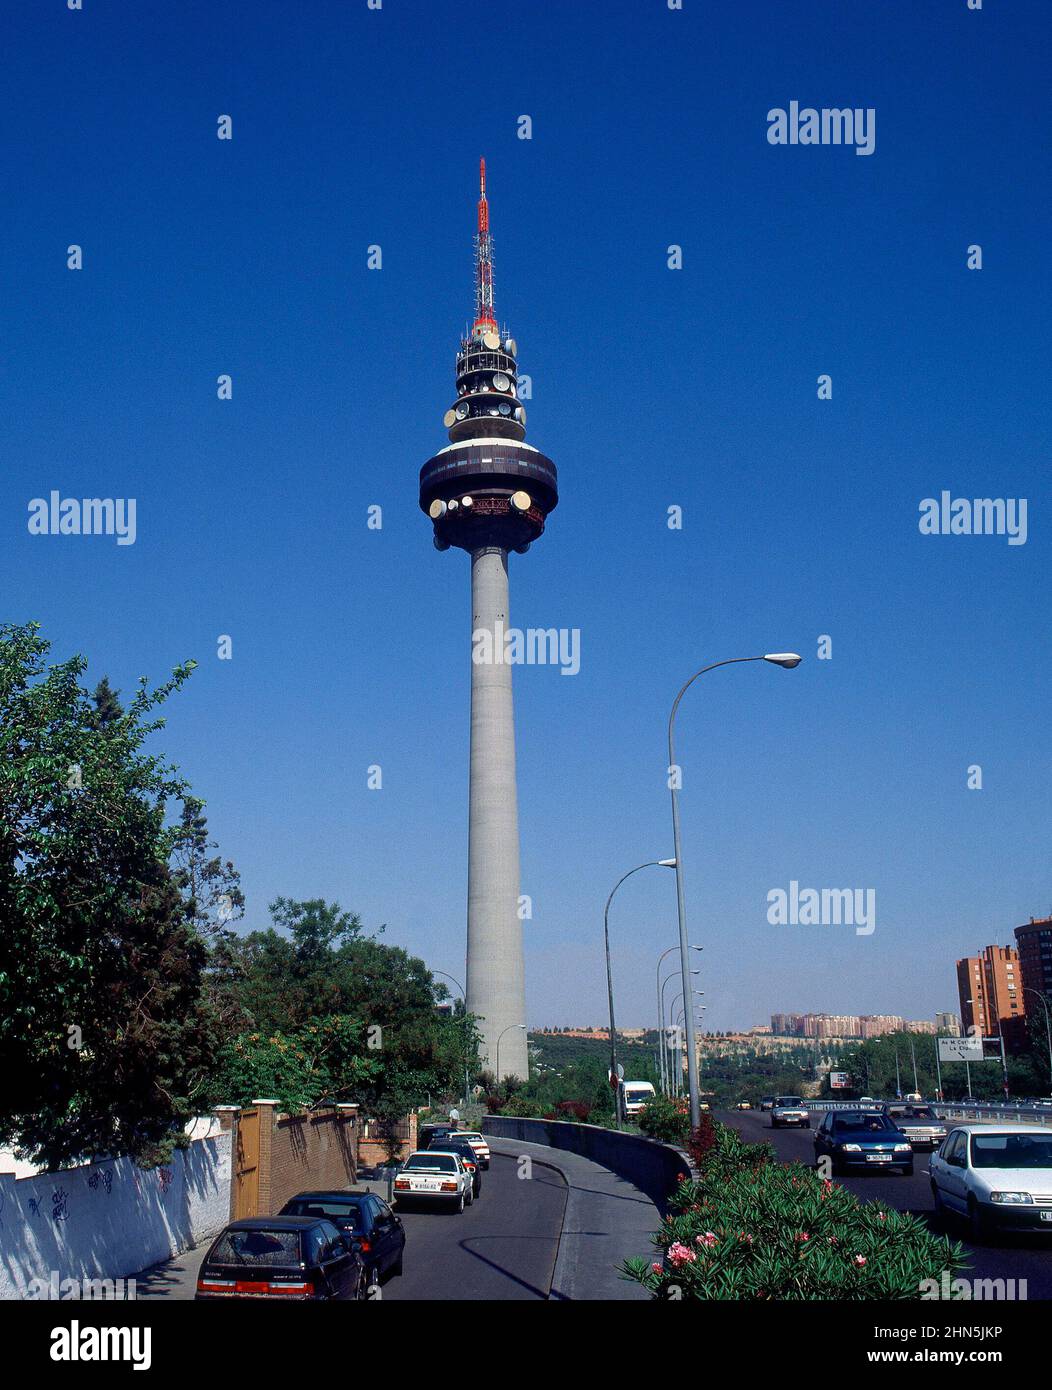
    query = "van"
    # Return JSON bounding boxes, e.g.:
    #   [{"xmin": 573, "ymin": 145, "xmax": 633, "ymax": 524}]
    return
[{"xmin": 620, "ymin": 1080, "xmax": 656, "ymax": 1117}]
